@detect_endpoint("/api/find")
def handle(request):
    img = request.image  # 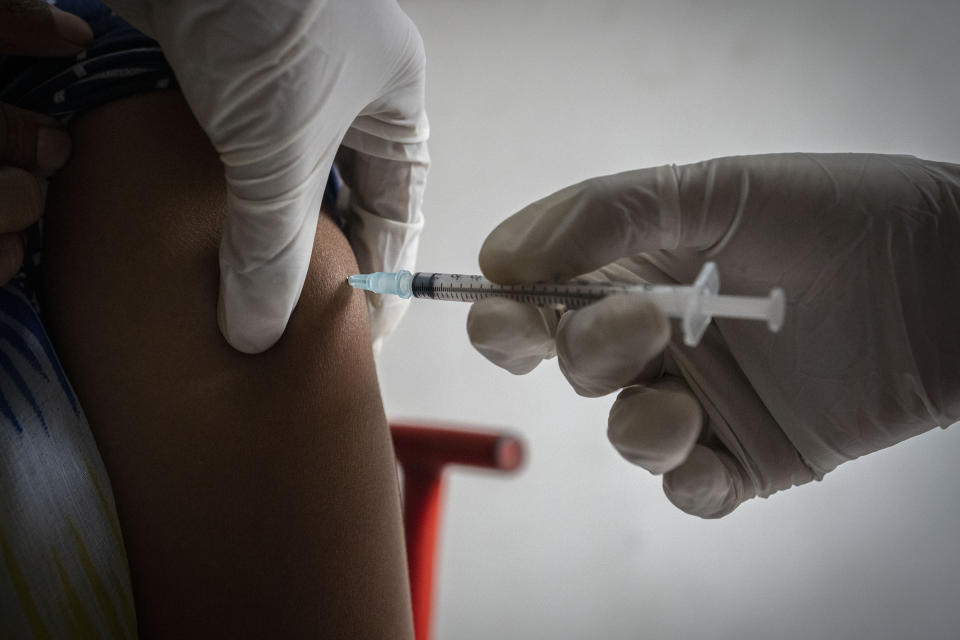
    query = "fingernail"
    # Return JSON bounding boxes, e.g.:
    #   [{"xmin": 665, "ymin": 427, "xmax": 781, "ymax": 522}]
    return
[
  {"xmin": 50, "ymin": 7, "xmax": 94, "ymax": 48},
  {"xmin": 36, "ymin": 127, "xmax": 72, "ymax": 175}
]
